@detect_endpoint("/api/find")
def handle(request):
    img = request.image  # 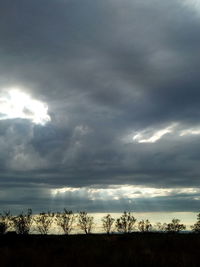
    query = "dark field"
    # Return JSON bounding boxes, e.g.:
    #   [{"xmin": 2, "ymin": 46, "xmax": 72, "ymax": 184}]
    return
[{"xmin": 0, "ymin": 233, "xmax": 199, "ymax": 267}]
